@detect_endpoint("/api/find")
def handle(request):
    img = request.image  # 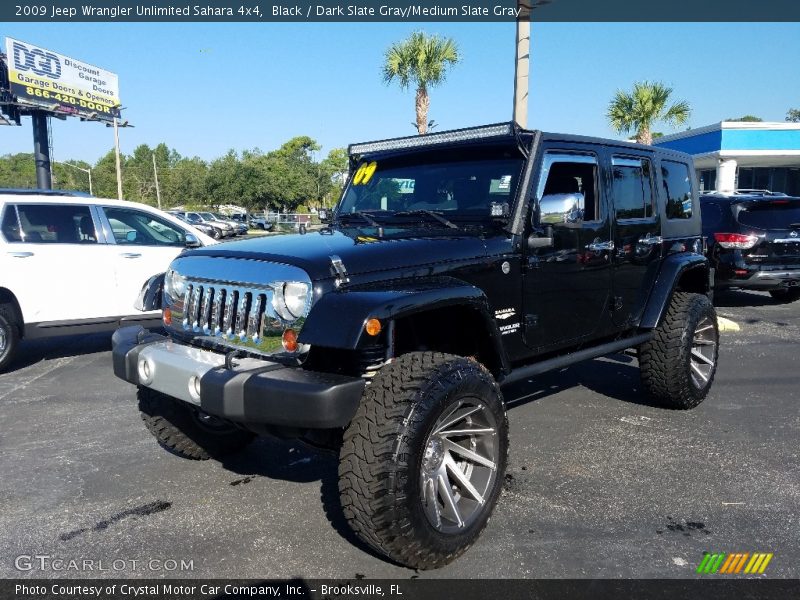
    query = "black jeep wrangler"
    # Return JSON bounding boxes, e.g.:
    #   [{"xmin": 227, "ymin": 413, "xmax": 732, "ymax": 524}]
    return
[{"xmin": 112, "ymin": 123, "xmax": 718, "ymax": 569}]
